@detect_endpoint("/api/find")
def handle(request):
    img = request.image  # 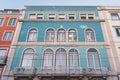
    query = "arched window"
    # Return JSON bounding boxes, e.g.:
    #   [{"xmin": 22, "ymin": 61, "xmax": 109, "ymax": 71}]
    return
[
  {"xmin": 27, "ymin": 29, "xmax": 37, "ymax": 41},
  {"xmin": 87, "ymin": 48, "xmax": 101, "ymax": 68},
  {"xmin": 21, "ymin": 48, "xmax": 34, "ymax": 67},
  {"xmin": 46, "ymin": 28, "xmax": 55, "ymax": 41},
  {"xmin": 43, "ymin": 49, "xmax": 53, "ymax": 67},
  {"xmin": 85, "ymin": 28, "xmax": 95, "ymax": 42},
  {"xmin": 57, "ymin": 29, "xmax": 66, "ymax": 42},
  {"xmin": 68, "ymin": 29, "xmax": 77, "ymax": 41},
  {"xmin": 56, "ymin": 48, "xmax": 66, "ymax": 67},
  {"xmin": 69, "ymin": 49, "xmax": 79, "ymax": 67}
]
